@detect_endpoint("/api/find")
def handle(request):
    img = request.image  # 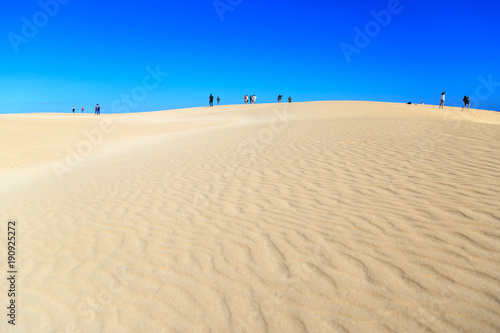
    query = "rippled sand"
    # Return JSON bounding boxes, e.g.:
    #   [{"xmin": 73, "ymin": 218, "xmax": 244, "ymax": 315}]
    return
[{"xmin": 1, "ymin": 101, "xmax": 499, "ymax": 332}]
